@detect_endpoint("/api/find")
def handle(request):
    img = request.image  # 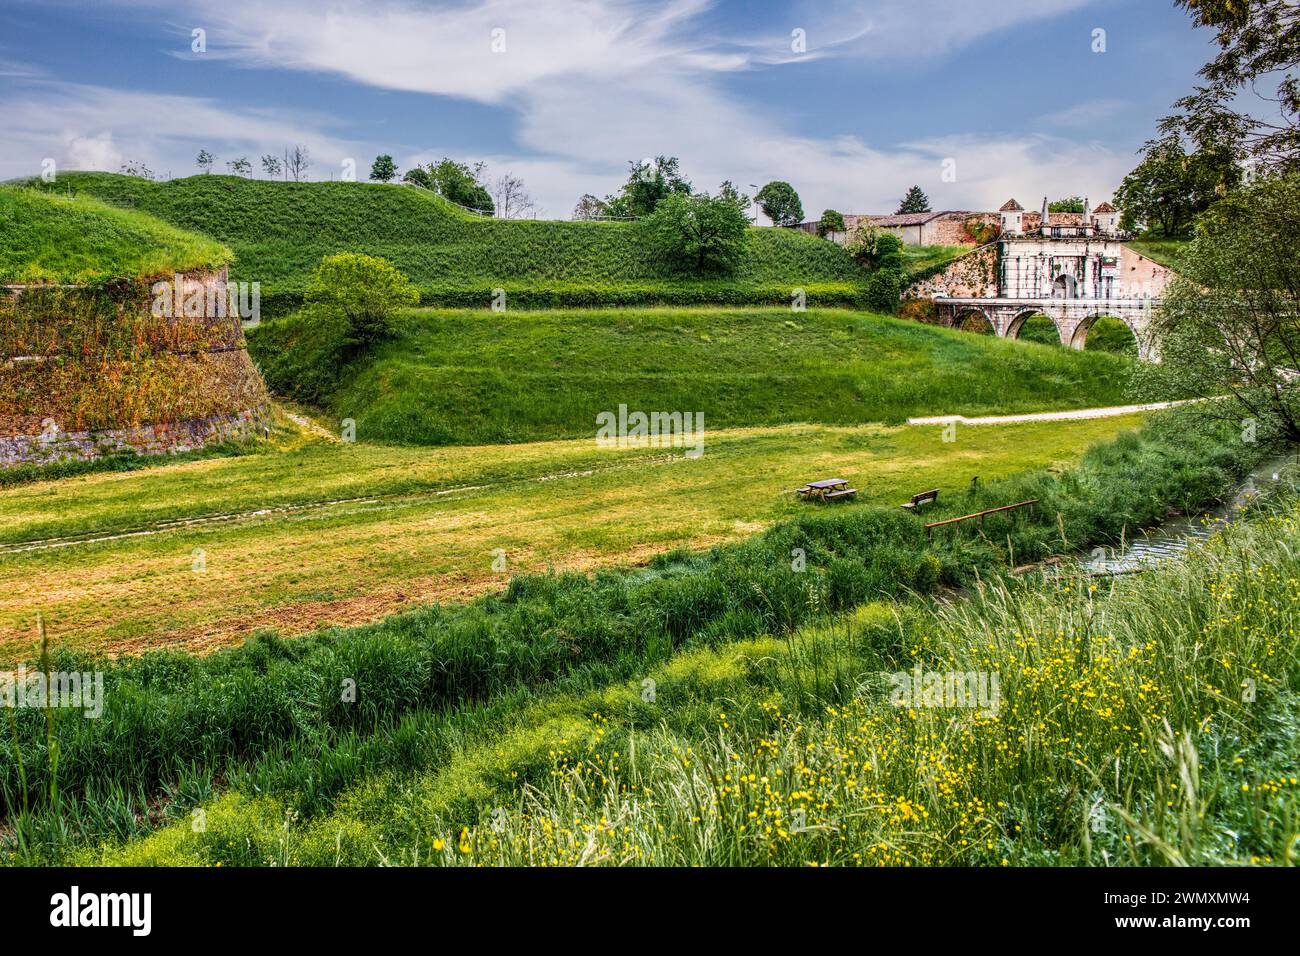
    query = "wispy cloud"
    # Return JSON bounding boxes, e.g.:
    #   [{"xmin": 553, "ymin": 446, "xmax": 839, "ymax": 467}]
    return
[
  {"xmin": 0, "ymin": 78, "xmax": 361, "ymax": 181},
  {"xmin": 0, "ymin": 0, "xmax": 1129, "ymax": 215}
]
